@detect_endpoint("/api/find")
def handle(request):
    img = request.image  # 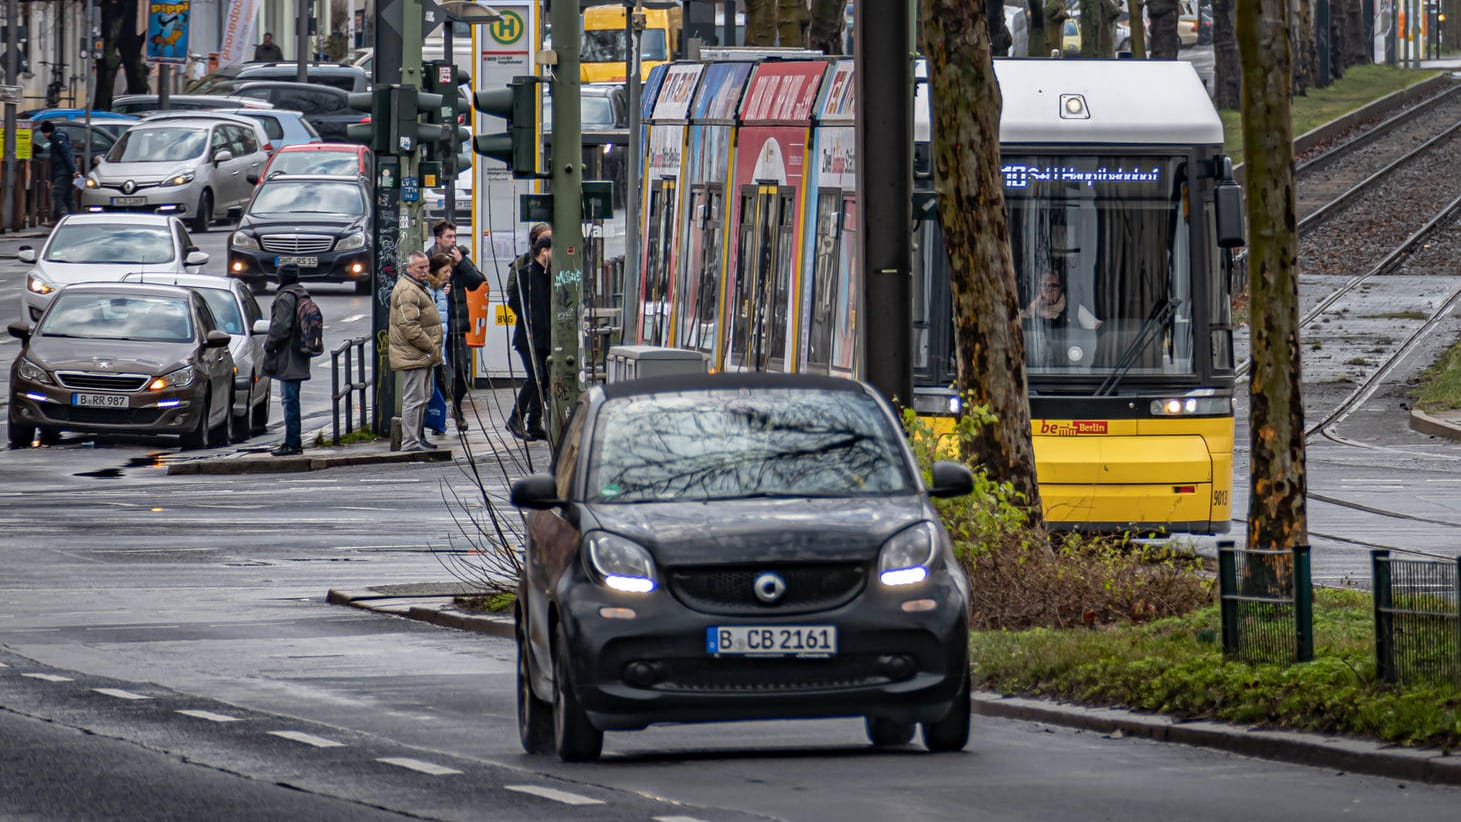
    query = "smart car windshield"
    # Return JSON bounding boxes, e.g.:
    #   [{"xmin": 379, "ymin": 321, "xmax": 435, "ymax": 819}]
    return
[
  {"xmin": 587, "ymin": 388, "xmax": 915, "ymax": 502},
  {"xmin": 43, "ymin": 224, "xmax": 174, "ymax": 264},
  {"xmin": 39, "ymin": 294, "xmax": 194, "ymax": 342},
  {"xmin": 250, "ymin": 181, "xmax": 365, "ymax": 215},
  {"xmin": 108, "ymin": 126, "xmax": 208, "ymax": 162}
]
